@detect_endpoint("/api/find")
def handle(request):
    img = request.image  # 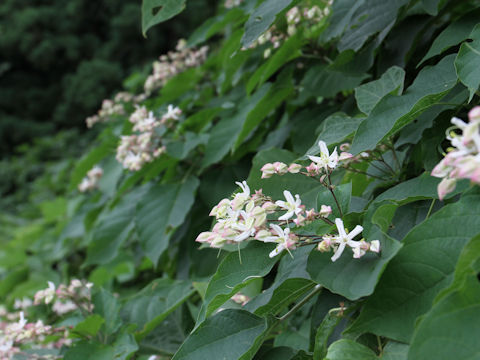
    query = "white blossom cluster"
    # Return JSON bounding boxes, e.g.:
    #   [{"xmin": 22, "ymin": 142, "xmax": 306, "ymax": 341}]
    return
[
  {"xmin": 196, "ymin": 181, "xmax": 332, "ymax": 258},
  {"xmin": 115, "ymin": 104, "xmax": 181, "ymax": 171},
  {"xmin": 85, "ymin": 92, "xmax": 132, "ymax": 128},
  {"xmin": 432, "ymin": 107, "xmax": 480, "ymax": 199},
  {"xmin": 144, "ymin": 39, "xmax": 209, "ymax": 95},
  {"xmin": 245, "ymin": 2, "xmax": 333, "ymax": 58},
  {"xmin": 78, "ymin": 166, "xmax": 103, "ymax": 192}
]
